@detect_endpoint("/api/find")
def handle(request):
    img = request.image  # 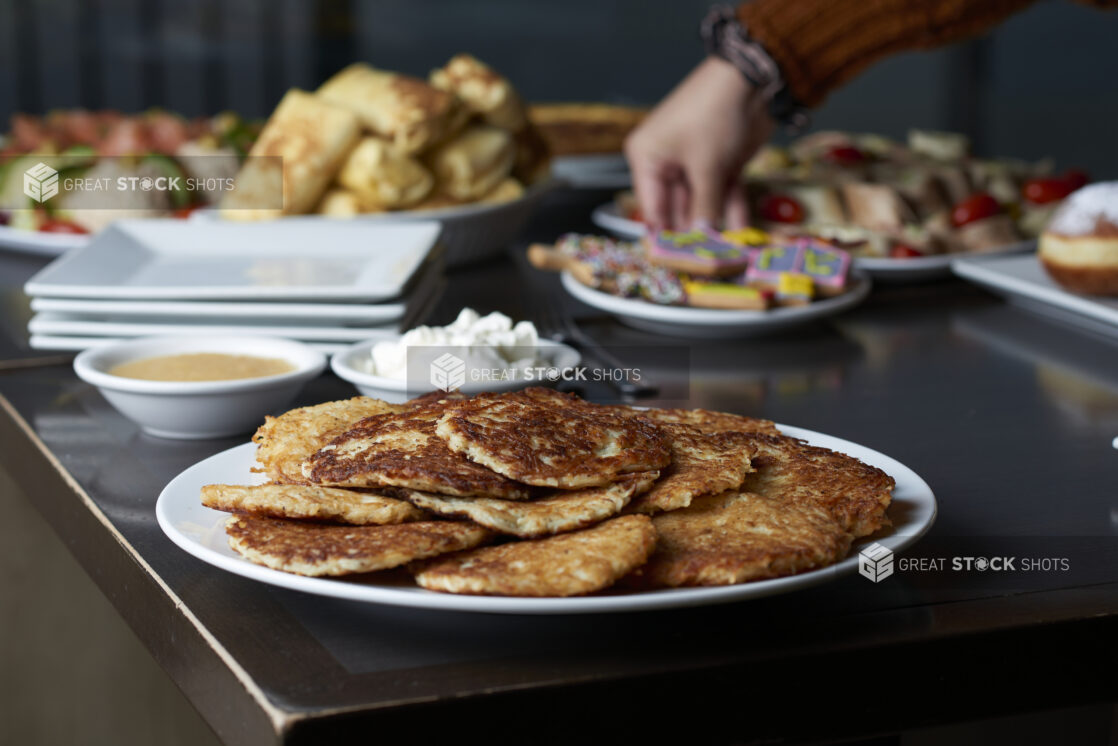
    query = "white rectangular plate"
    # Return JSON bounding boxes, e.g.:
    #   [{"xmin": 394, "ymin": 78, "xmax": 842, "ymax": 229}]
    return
[
  {"xmin": 28, "ymin": 334, "xmax": 349, "ymax": 355},
  {"xmin": 28, "ymin": 312, "xmax": 399, "ymax": 343},
  {"xmin": 24, "ymin": 218, "xmax": 440, "ymax": 301},
  {"xmin": 952, "ymin": 253, "xmax": 1118, "ymax": 333},
  {"xmin": 28, "ymin": 296, "xmax": 407, "ymax": 324}
]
